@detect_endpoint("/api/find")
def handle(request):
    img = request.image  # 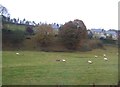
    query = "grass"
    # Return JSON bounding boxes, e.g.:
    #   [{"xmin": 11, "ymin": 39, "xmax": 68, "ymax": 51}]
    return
[
  {"xmin": 2, "ymin": 46, "xmax": 118, "ymax": 85},
  {"xmin": 4, "ymin": 23, "xmax": 26, "ymax": 31}
]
